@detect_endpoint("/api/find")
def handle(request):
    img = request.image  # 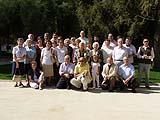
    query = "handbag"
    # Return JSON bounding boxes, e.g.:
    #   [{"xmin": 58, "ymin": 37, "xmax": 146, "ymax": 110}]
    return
[{"xmin": 50, "ymin": 56, "xmax": 56, "ymax": 63}]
